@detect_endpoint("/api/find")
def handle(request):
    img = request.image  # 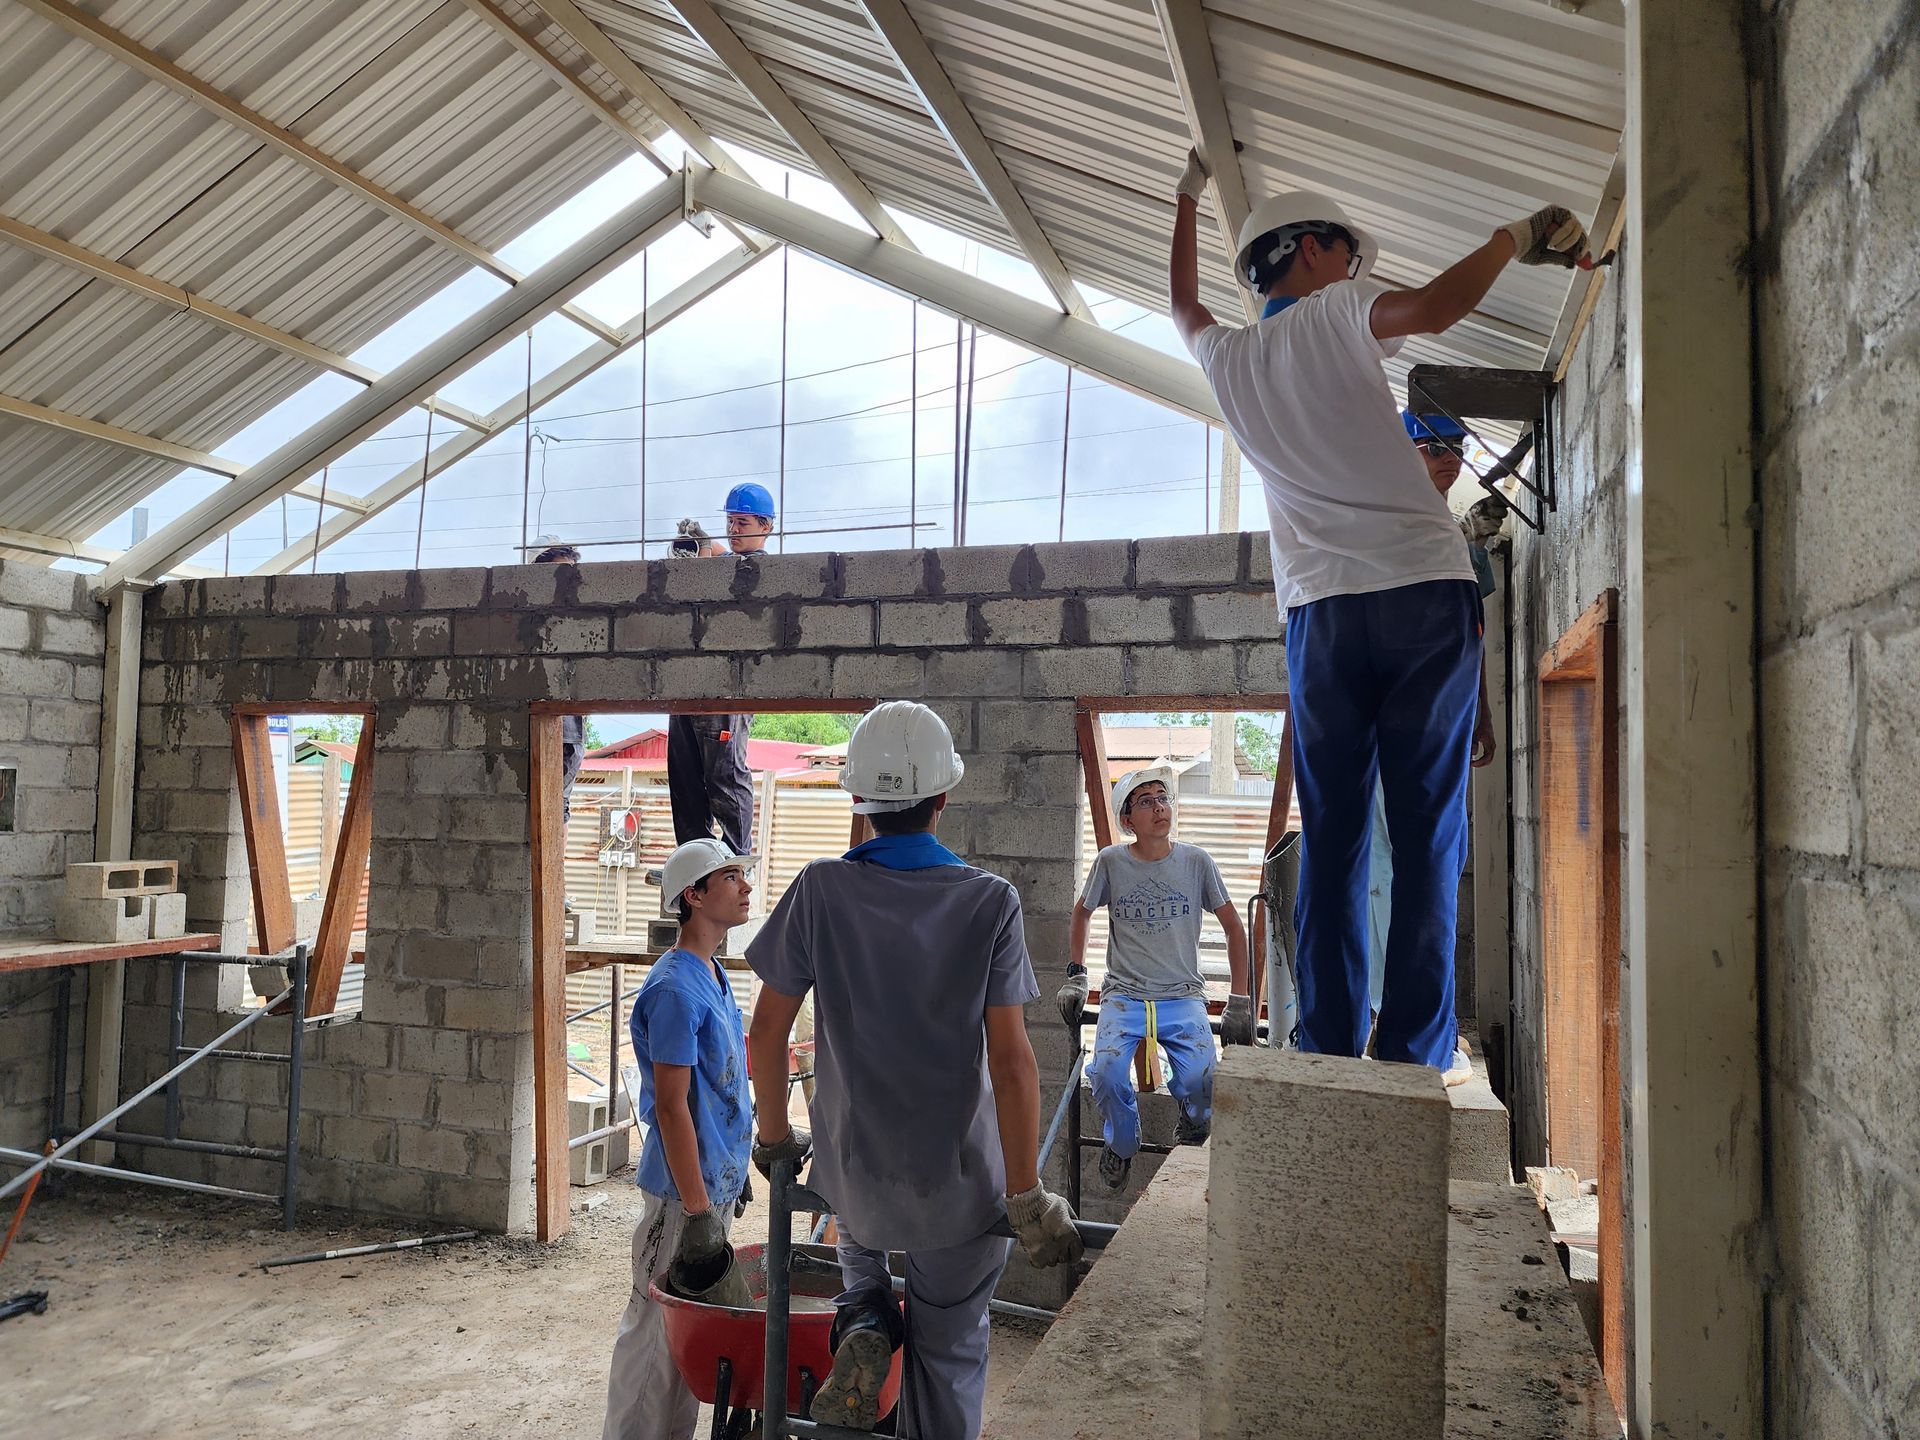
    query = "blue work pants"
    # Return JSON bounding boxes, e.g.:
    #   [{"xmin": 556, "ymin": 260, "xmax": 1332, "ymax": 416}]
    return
[
  {"xmin": 1085, "ymin": 996, "xmax": 1215, "ymax": 1158},
  {"xmin": 1285, "ymin": 579, "xmax": 1480, "ymax": 1069}
]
